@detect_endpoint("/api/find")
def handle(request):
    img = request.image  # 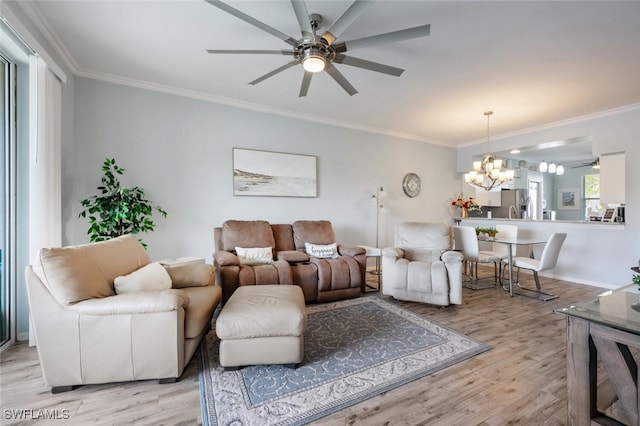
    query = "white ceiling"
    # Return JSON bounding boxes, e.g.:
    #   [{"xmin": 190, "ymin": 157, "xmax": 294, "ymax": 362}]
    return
[{"xmin": 12, "ymin": 0, "xmax": 640, "ymax": 147}]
